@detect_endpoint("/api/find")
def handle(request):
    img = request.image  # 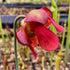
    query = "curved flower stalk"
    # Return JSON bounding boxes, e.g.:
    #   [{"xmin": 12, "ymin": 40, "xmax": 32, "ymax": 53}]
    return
[
  {"xmin": 16, "ymin": 7, "xmax": 64, "ymax": 59},
  {"xmin": 14, "ymin": 15, "xmax": 26, "ymax": 70}
]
